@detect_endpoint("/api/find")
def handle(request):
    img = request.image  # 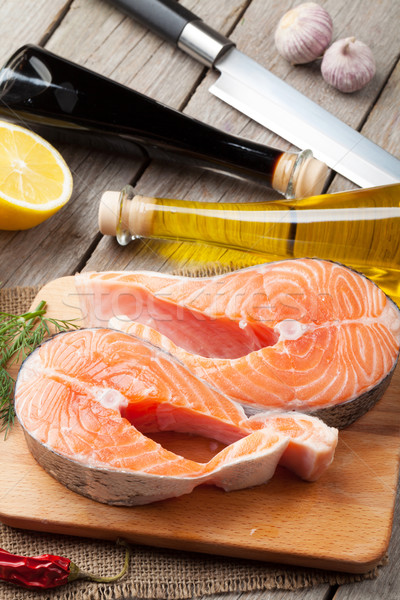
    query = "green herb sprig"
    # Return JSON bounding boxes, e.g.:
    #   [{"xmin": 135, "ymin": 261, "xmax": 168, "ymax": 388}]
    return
[{"xmin": 0, "ymin": 300, "xmax": 78, "ymax": 437}]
